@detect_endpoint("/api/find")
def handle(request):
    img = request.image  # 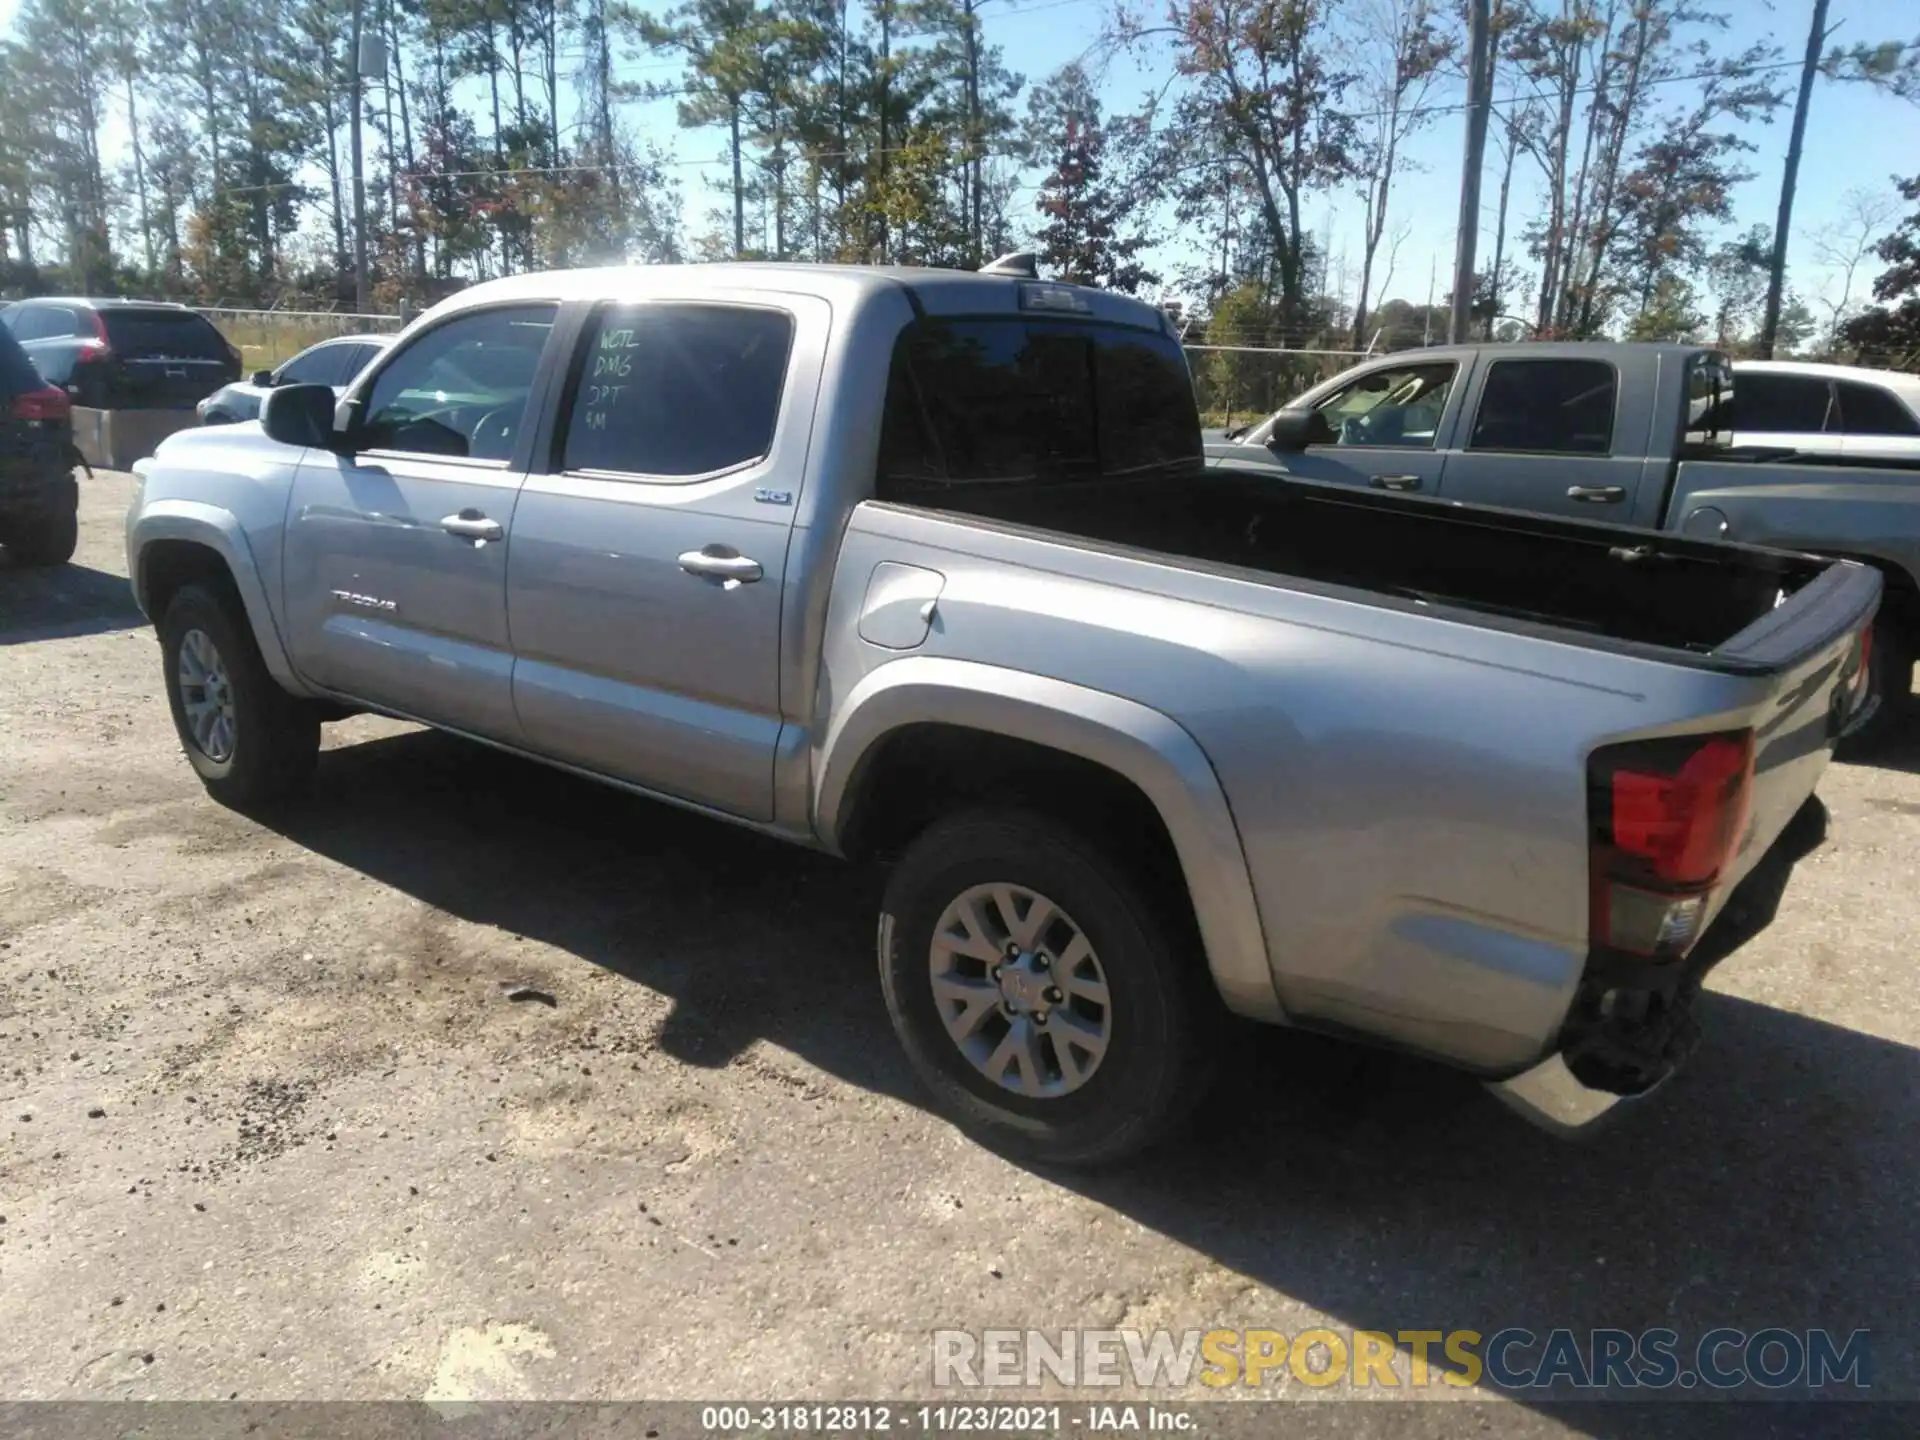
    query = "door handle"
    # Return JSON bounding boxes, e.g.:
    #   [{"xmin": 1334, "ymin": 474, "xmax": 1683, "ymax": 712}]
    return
[
  {"xmin": 678, "ymin": 546, "xmax": 764, "ymax": 589},
  {"xmin": 441, "ymin": 510, "xmax": 503, "ymax": 543},
  {"xmin": 1369, "ymin": 474, "xmax": 1423, "ymax": 491},
  {"xmin": 1566, "ymin": 485, "xmax": 1627, "ymax": 503}
]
